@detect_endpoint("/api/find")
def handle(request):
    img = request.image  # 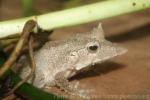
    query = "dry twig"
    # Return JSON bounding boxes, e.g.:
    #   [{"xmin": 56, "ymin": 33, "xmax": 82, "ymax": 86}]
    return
[
  {"xmin": 10, "ymin": 35, "xmax": 36, "ymax": 93},
  {"xmin": 0, "ymin": 20, "xmax": 36, "ymax": 77}
]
